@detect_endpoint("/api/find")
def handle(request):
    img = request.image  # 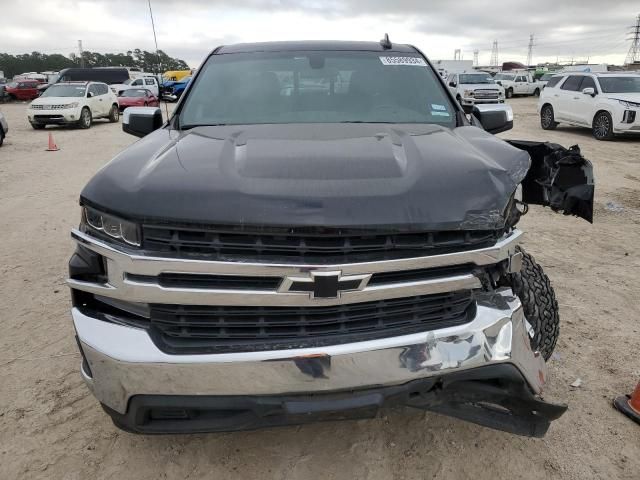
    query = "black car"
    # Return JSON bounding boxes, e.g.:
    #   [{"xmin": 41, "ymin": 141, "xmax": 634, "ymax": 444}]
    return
[{"xmin": 68, "ymin": 38, "xmax": 594, "ymax": 437}]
